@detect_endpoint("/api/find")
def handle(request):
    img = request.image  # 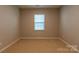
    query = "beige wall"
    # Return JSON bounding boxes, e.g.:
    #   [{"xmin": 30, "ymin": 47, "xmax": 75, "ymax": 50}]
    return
[
  {"xmin": 0, "ymin": 6, "xmax": 20, "ymax": 49},
  {"xmin": 20, "ymin": 8, "xmax": 60, "ymax": 37},
  {"xmin": 60, "ymin": 6, "xmax": 79, "ymax": 49}
]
